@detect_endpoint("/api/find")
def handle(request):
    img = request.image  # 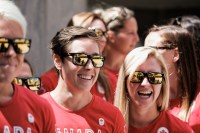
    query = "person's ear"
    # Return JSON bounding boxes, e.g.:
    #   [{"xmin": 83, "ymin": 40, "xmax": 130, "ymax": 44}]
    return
[
  {"xmin": 173, "ymin": 48, "xmax": 179, "ymax": 62},
  {"xmin": 53, "ymin": 54, "xmax": 62, "ymax": 70},
  {"xmin": 107, "ymin": 30, "xmax": 116, "ymax": 43}
]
